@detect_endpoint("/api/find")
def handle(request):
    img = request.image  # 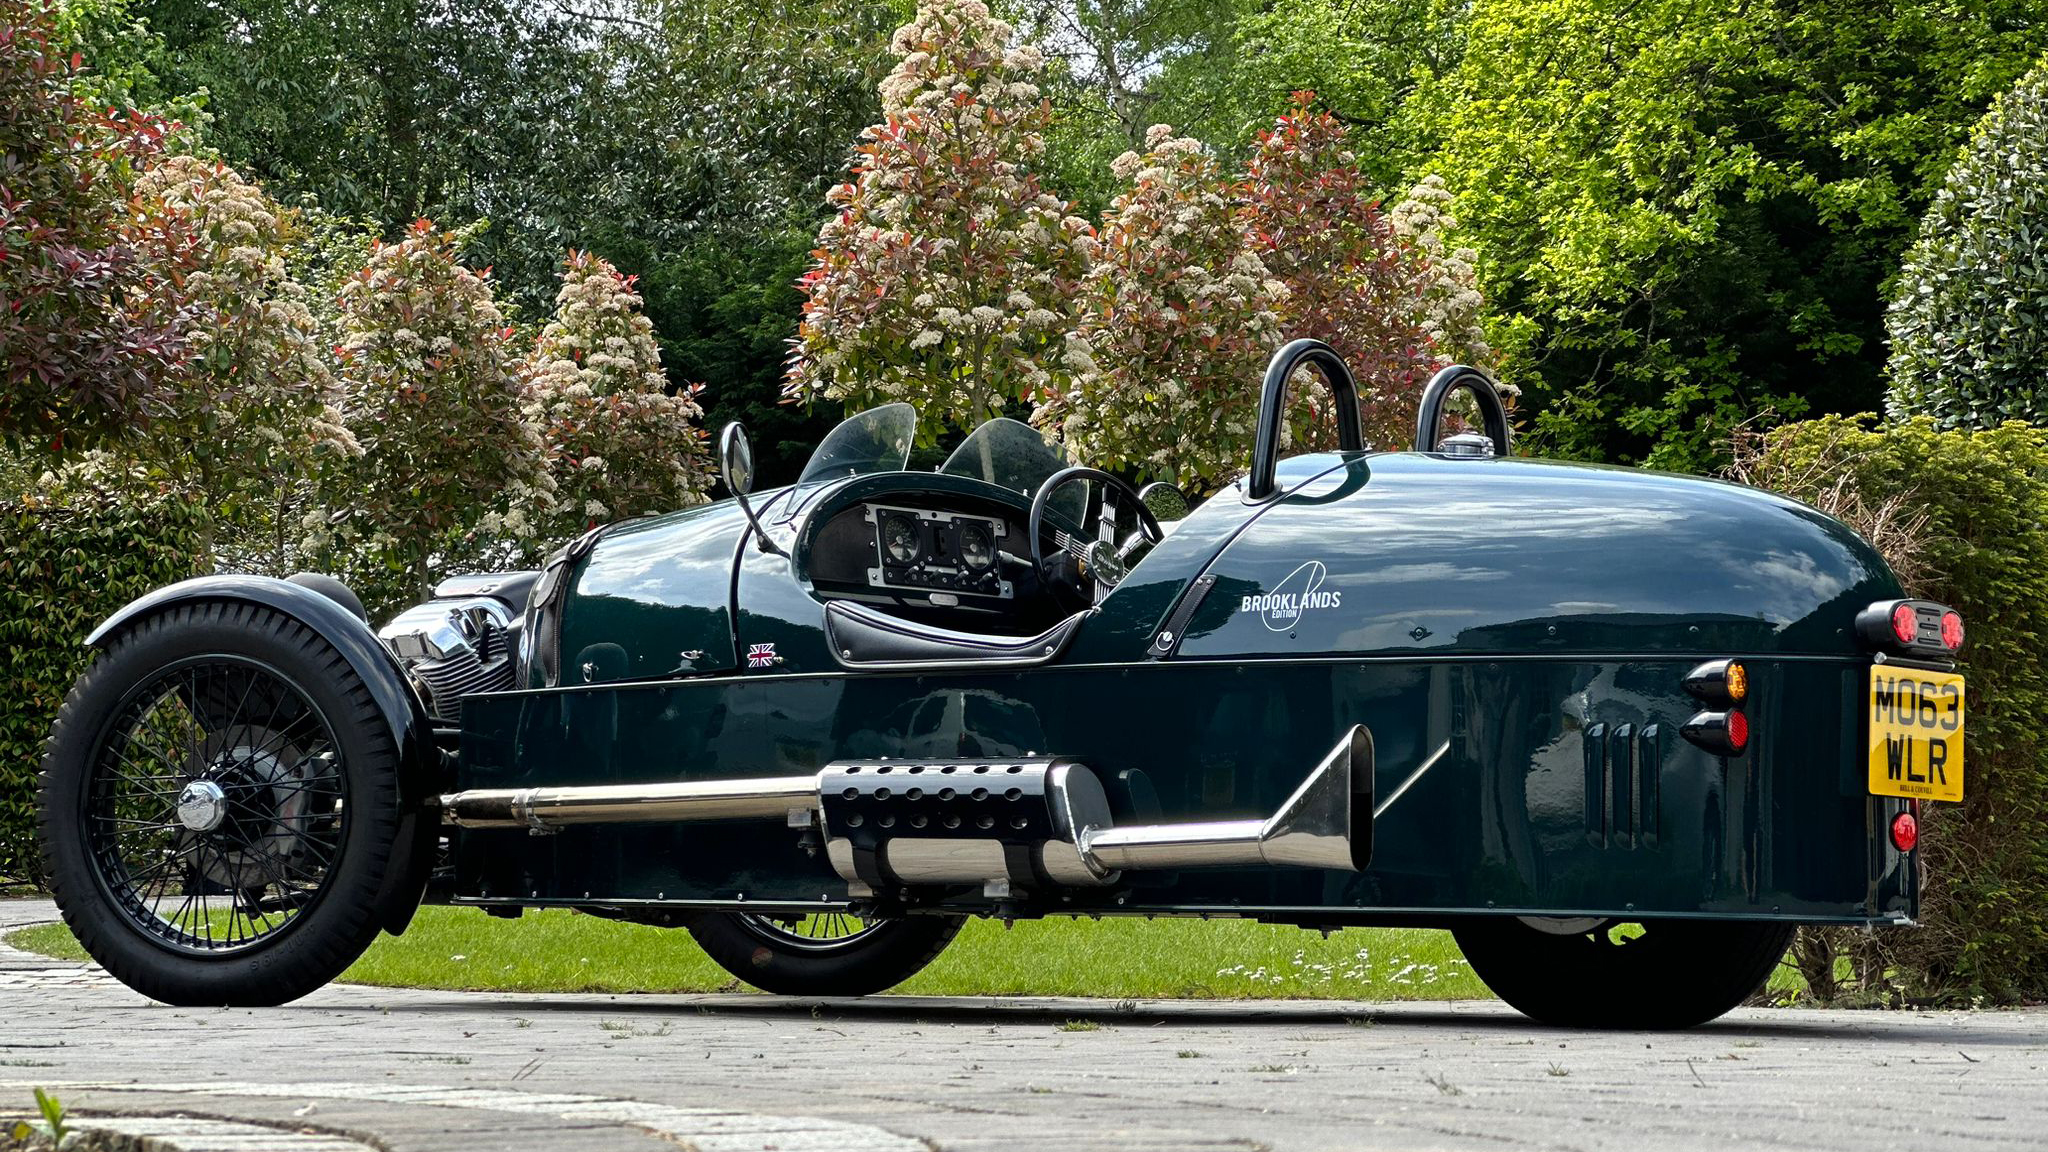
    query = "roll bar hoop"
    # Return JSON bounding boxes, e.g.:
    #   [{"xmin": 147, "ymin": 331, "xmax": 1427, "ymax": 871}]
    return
[
  {"xmin": 1414, "ymin": 364, "xmax": 1512, "ymax": 457},
  {"xmin": 1247, "ymin": 339, "xmax": 1364, "ymax": 501}
]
